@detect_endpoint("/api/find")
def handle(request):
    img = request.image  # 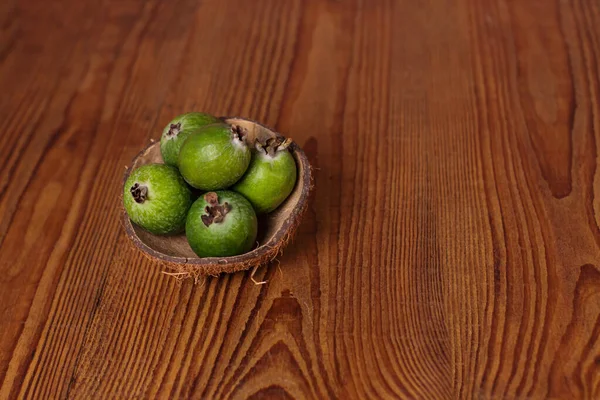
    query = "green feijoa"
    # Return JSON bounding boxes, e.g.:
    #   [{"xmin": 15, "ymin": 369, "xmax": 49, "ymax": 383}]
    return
[
  {"xmin": 160, "ymin": 112, "xmax": 220, "ymax": 166},
  {"xmin": 123, "ymin": 164, "xmax": 192, "ymax": 235},
  {"xmin": 178, "ymin": 123, "xmax": 251, "ymax": 190},
  {"xmin": 186, "ymin": 191, "xmax": 257, "ymax": 257},
  {"xmin": 233, "ymin": 137, "xmax": 297, "ymax": 214}
]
